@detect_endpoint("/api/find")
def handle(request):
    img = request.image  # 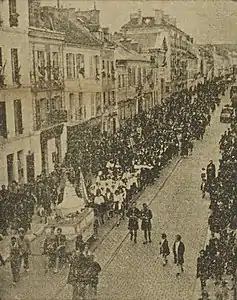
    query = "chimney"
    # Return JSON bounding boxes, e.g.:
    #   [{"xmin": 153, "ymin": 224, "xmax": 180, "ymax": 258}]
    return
[
  {"xmin": 130, "ymin": 12, "xmax": 138, "ymax": 25},
  {"xmin": 154, "ymin": 9, "xmax": 164, "ymax": 25},
  {"xmin": 130, "ymin": 9, "xmax": 142, "ymax": 25},
  {"xmin": 169, "ymin": 17, "xmax": 176, "ymax": 27},
  {"xmin": 121, "ymin": 38, "xmax": 133, "ymax": 50},
  {"xmin": 137, "ymin": 9, "xmax": 142, "ymax": 25},
  {"xmin": 163, "ymin": 14, "xmax": 170, "ymax": 23},
  {"xmin": 131, "ymin": 41, "xmax": 139, "ymax": 52}
]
